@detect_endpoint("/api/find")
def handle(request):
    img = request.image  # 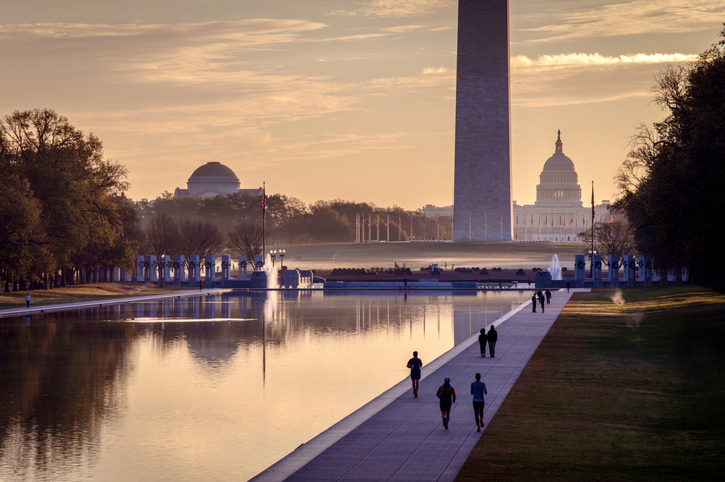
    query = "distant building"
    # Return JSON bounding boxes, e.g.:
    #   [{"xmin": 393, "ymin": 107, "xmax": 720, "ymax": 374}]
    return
[
  {"xmin": 424, "ymin": 131, "xmax": 612, "ymax": 241},
  {"xmin": 513, "ymin": 131, "xmax": 611, "ymax": 241},
  {"xmin": 174, "ymin": 161, "xmax": 262, "ymax": 198}
]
